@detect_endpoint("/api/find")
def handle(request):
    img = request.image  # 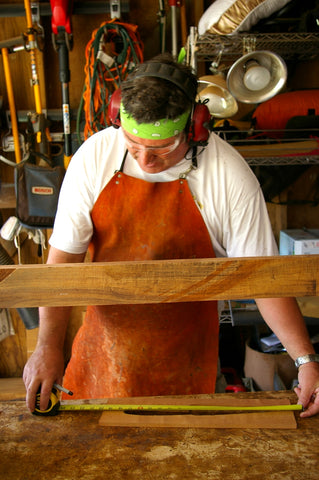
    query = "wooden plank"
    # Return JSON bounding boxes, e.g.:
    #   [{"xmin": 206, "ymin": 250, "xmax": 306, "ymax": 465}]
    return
[
  {"xmin": 99, "ymin": 411, "xmax": 296, "ymax": 429},
  {"xmin": 98, "ymin": 397, "xmax": 297, "ymax": 429},
  {"xmin": 0, "ymin": 255, "xmax": 318, "ymax": 307}
]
